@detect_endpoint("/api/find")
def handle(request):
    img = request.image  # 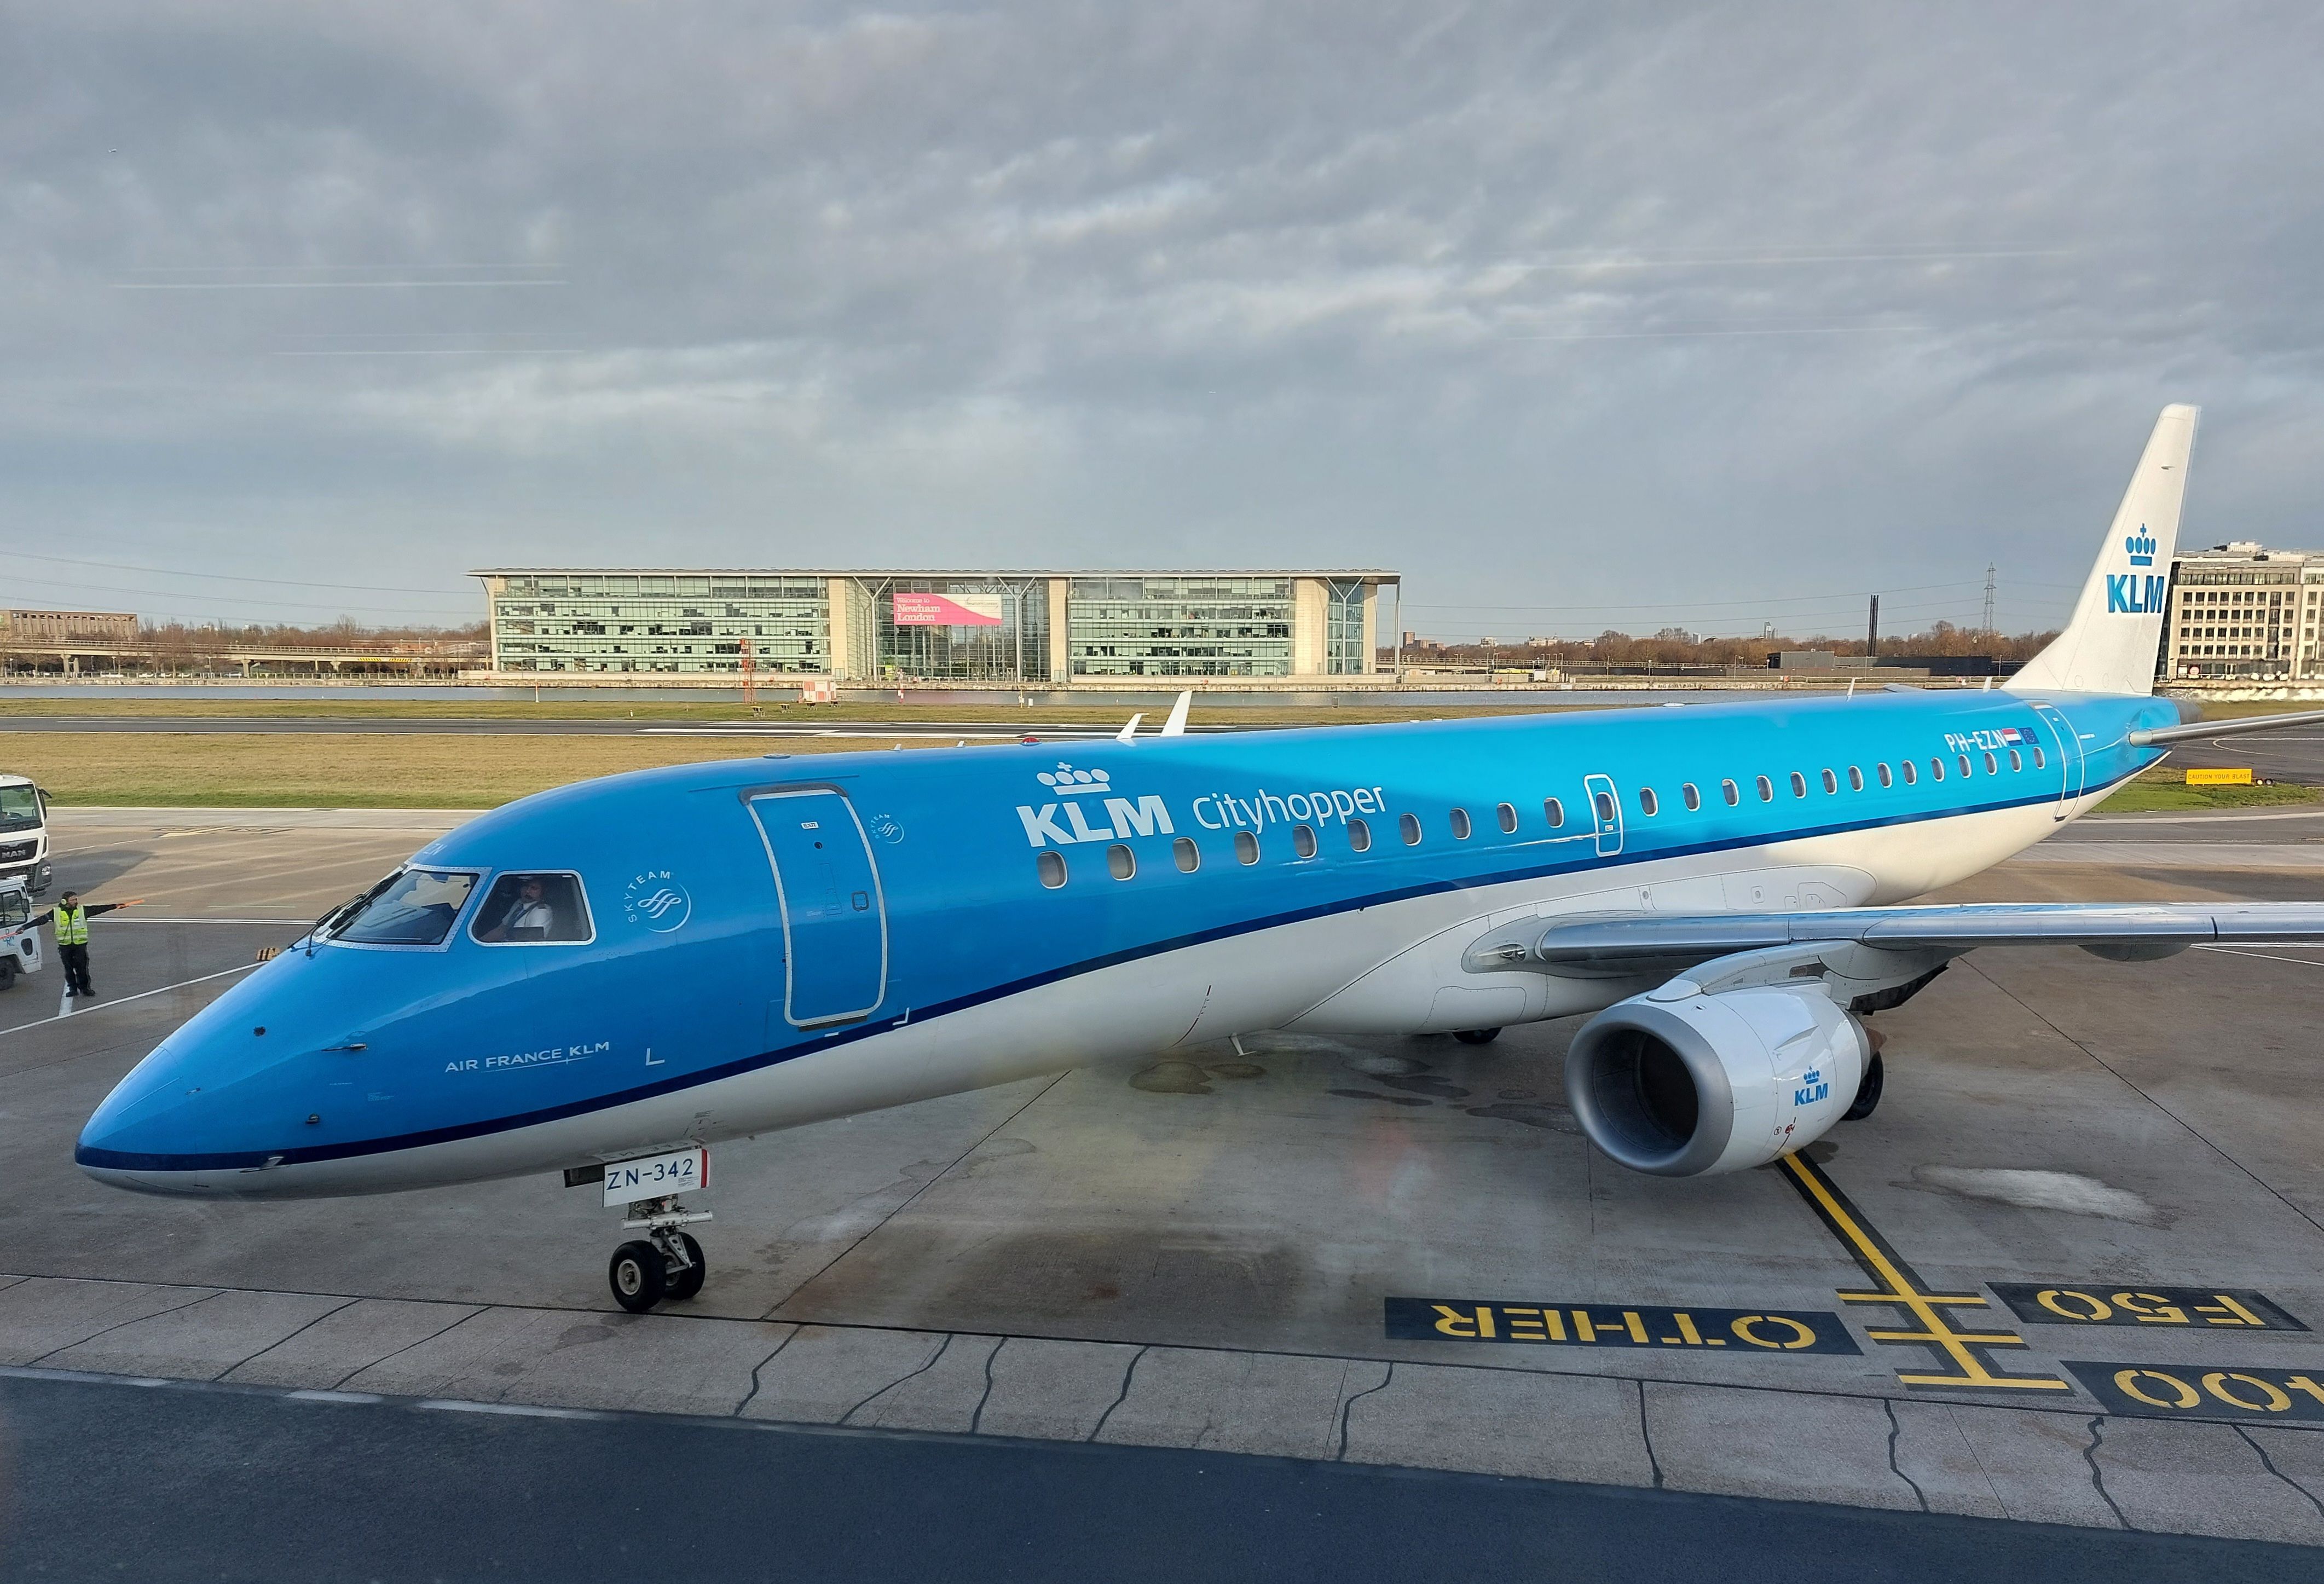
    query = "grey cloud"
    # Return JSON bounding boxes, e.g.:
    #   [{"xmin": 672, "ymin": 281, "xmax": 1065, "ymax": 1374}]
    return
[{"xmin": 2, "ymin": 0, "xmax": 2321, "ymax": 633}]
